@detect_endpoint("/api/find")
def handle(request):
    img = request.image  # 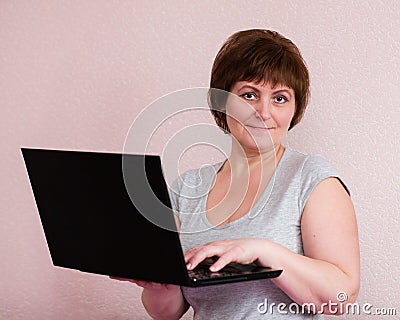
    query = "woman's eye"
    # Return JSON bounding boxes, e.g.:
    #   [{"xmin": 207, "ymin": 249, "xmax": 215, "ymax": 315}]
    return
[
  {"xmin": 274, "ymin": 95, "xmax": 288, "ymax": 104},
  {"xmin": 241, "ymin": 93, "xmax": 257, "ymax": 100}
]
